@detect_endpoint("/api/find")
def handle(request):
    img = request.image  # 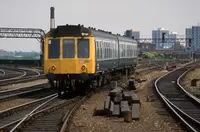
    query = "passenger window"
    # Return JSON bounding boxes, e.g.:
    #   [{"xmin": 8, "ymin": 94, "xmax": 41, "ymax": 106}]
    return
[
  {"xmin": 106, "ymin": 47, "xmax": 108, "ymax": 58},
  {"xmin": 78, "ymin": 39, "xmax": 89, "ymax": 58},
  {"xmin": 63, "ymin": 39, "xmax": 74, "ymax": 58},
  {"xmin": 96, "ymin": 42, "xmax": 99, "ymax": 59},
  {"xmin": 95, "ymin": 41, "xmax": 97, "ymax": 58},
  {"xmin": 99, "ymin": 42, "xmax": 102, "ymax": 59}
]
